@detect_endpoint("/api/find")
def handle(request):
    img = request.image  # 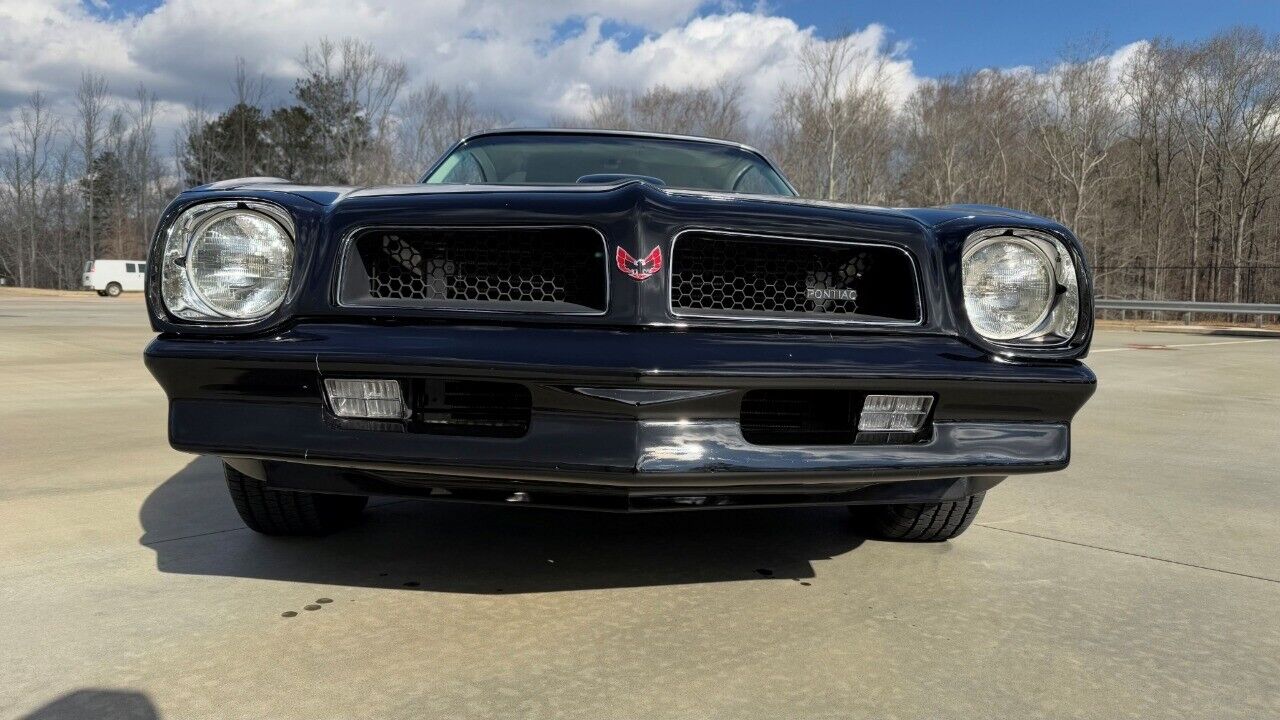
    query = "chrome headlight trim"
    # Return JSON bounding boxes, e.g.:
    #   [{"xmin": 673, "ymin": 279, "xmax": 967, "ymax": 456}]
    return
[
  {"xmin": 961, "ymin": 227, "xmax": 1082, "ymax": 347},
  {"xmin": 160, "ymin": 200, "xmax": 296, "ymax": 323}
]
